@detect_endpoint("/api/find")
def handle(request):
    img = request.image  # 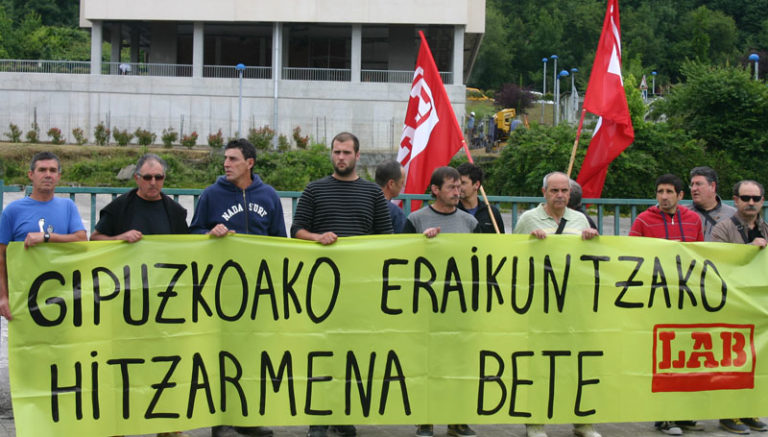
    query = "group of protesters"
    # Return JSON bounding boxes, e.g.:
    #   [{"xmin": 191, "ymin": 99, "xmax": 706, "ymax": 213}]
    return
[{"xmin": 0, "ymin": 131, "xmax": 765, "ymax": 437}]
